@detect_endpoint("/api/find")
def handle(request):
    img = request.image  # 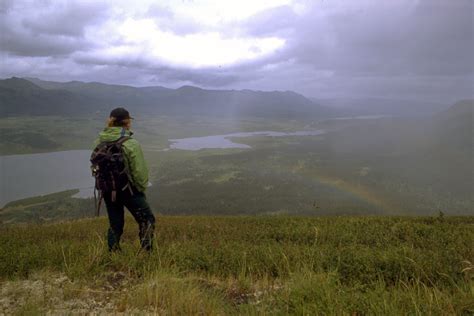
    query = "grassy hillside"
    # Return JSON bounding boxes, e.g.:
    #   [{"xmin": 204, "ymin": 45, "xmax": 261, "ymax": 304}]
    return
[{"xmin": 0, "ymin": 216, "xmax": 473, "ymax": 314}]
